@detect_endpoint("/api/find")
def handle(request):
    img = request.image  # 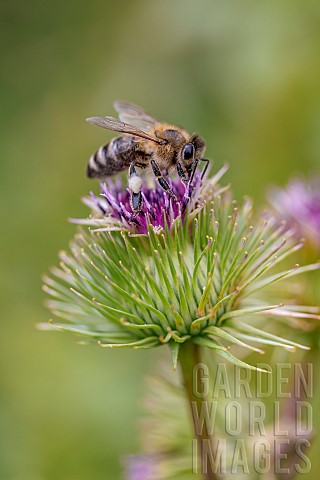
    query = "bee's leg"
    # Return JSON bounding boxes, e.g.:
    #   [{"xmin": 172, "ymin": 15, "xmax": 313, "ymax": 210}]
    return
[
  {"xmin": 176, "ymin": 162, "xmax": 188, "ymax": 184},
  {"xmin": 128, "ymin": 163, "xmax": 143, "ymax": 214},
  {"xmin": 200, "ymin": 158, "xmax": 210, "ymax": 179},
  {"xmin": 151, "ymin": 160, "xmax": 176, "ymax": 200}
]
